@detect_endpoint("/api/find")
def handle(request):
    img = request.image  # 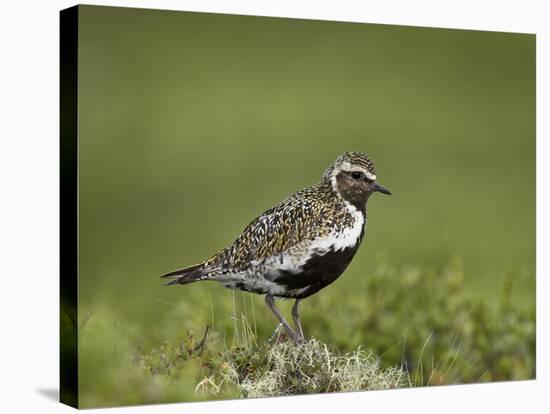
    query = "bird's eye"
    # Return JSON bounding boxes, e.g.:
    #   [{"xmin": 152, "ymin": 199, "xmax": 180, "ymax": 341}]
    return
[{"xmin": 351, "ymin": 171, "xmax": 363, "ymax": 180}]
